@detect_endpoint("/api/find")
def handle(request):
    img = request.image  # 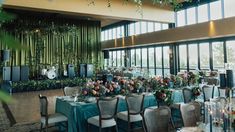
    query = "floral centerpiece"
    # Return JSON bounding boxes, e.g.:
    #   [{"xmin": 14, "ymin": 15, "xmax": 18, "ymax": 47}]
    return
[
  {"xmin": 191, "ymin": 87, "xmax": 201, "ymax": 99},
  {"xmin": 177, "ymin": 71, "xmax": 199, "ymax": 86}
]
